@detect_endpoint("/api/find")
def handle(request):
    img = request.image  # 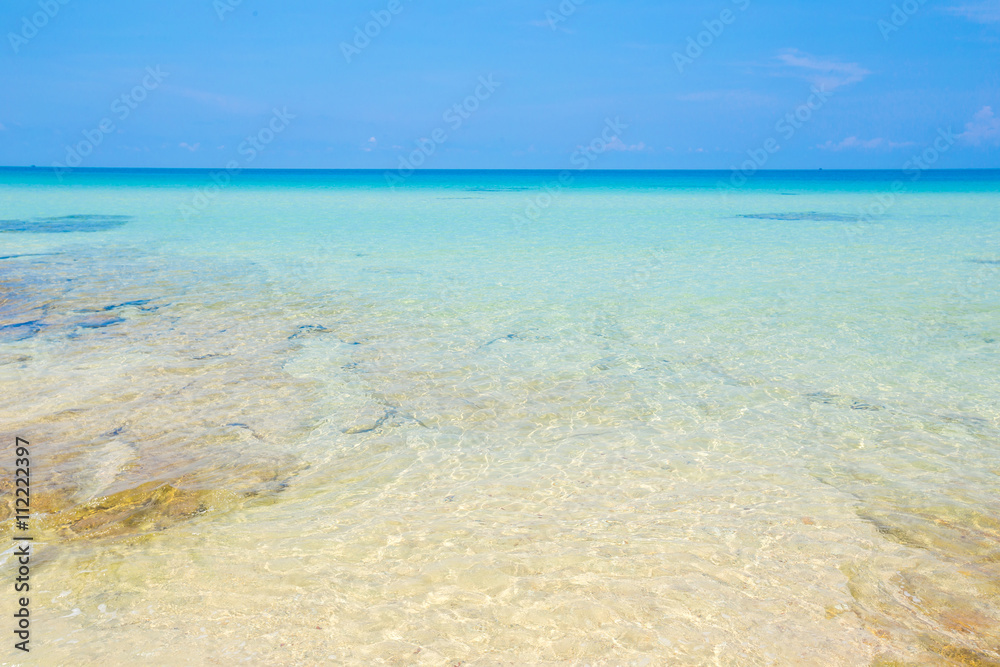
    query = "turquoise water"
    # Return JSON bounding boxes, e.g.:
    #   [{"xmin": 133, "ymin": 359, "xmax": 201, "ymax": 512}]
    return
[{"xmin": 2, "ymin": 169, "xmax": 999, "ymax": 665}]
